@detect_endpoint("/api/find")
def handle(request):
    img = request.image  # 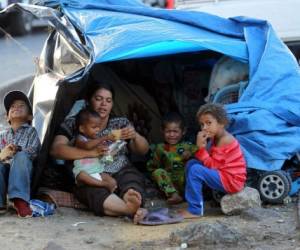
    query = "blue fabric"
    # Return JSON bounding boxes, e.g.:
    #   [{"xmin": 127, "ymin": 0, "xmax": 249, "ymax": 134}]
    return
[
  {"xmin": 0, "ymin": 152, "xmax": 33, "ymax": 206},
  {"xmin": 29, "ymin": 199, "xmax": 56, "ymax": 217},
  {"xmin": 185, "ymin": 160, "xmax": 225, "ymax": 216},
  {"xmin": 46, "ymin": 0, "xmax": 300, "ymax": 171}
]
